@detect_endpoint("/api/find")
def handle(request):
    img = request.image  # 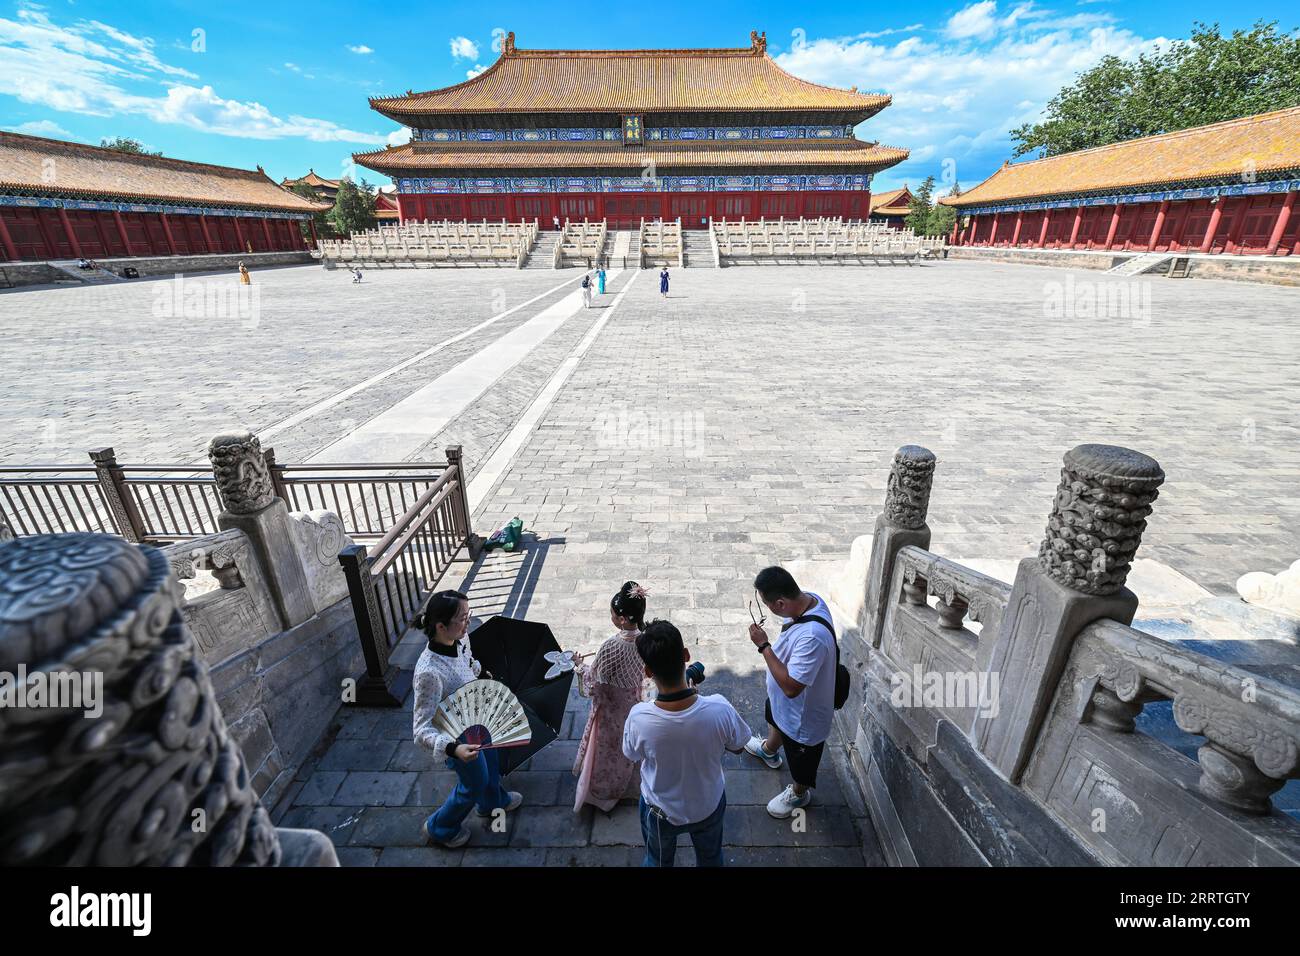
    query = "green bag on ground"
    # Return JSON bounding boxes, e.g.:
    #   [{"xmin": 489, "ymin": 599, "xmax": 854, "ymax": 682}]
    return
[{"xmin": 484, "ymin": 517, "xmax": 525, "ymax": 552}]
